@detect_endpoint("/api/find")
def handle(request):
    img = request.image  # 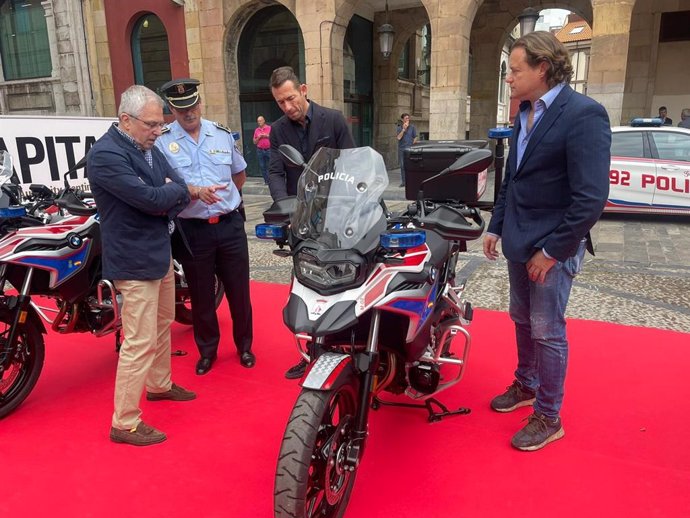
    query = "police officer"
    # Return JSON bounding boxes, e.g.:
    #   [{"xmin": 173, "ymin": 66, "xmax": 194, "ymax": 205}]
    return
[{"xmin": 156, "ymin": 78, "xmax": 255, "ymax": 374}]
